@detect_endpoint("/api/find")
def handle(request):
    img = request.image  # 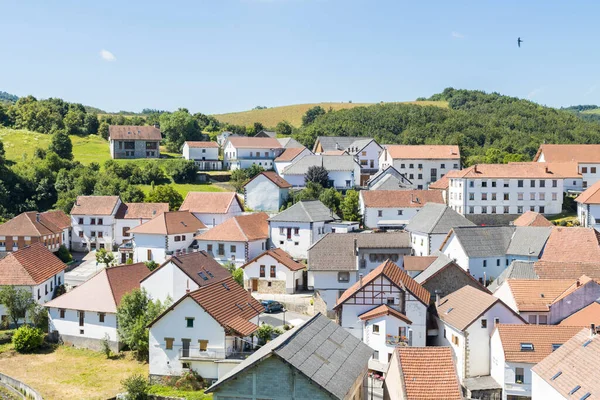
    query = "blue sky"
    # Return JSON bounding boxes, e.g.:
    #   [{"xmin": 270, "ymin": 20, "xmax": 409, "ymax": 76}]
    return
[{"xmin": 0, "ymin": 0, "xmax": 598, "ymax": 114}]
